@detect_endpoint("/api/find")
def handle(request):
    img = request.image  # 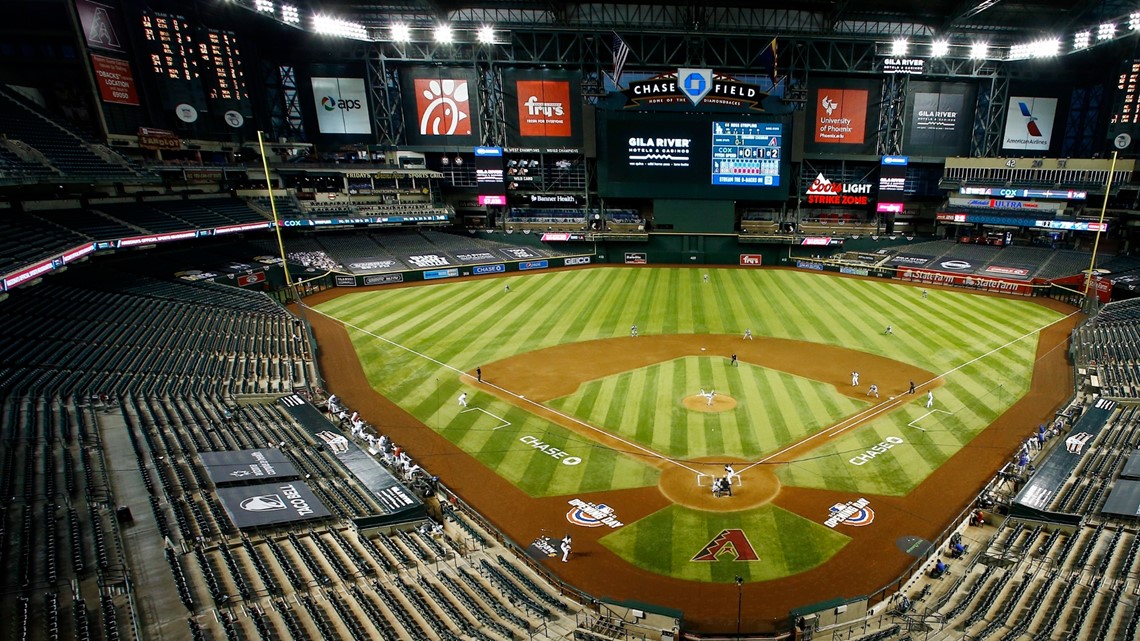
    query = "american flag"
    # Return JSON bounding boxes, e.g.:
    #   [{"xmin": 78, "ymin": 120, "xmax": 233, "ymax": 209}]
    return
[{"xmin": 611, "ymin": 32, "xmax": 631, "ymax": 87}]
